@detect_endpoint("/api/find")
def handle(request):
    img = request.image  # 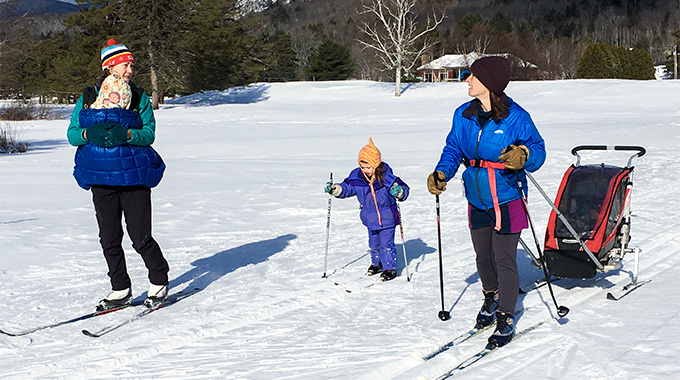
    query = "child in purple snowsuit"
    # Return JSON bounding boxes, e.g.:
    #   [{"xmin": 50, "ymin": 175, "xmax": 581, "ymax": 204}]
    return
[{"xmin": 325, "ymin": 138, "xmax": 409, "ymax": 281}]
